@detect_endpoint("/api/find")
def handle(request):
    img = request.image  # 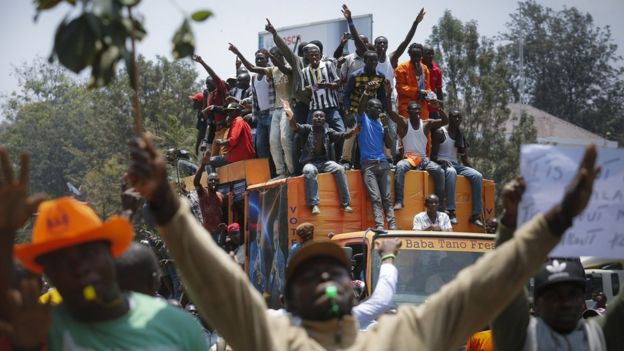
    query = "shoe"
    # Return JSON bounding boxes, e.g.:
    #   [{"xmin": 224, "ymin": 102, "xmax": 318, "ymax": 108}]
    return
[
  {"xmin": 343, "ymin": 204, "xmax": 353, "ymax": 213},
  {"xmin": 389, "ymin": 224, "xmax": 397, "ymax": 230},
  {"xmin": 374, "ymin": 226, "xmax": 385, "ymax": 233},
  {"xmin": 311, "ymin": 205, "xmax": 320, "ymax": 215},
  {"xmin": 470, "ymin": 215, "xmax": 484, "ymax": 228},
  {"xmin": 339, "ymin": 160, "xmax": 352, "ymax": 170},
  {"xmin": 393, "ymin": 202, "xmax": 403, "ymax": 210},
  {"xmin": 447, "ymin": 210, "xmax": 458, "ymax": 225}
]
